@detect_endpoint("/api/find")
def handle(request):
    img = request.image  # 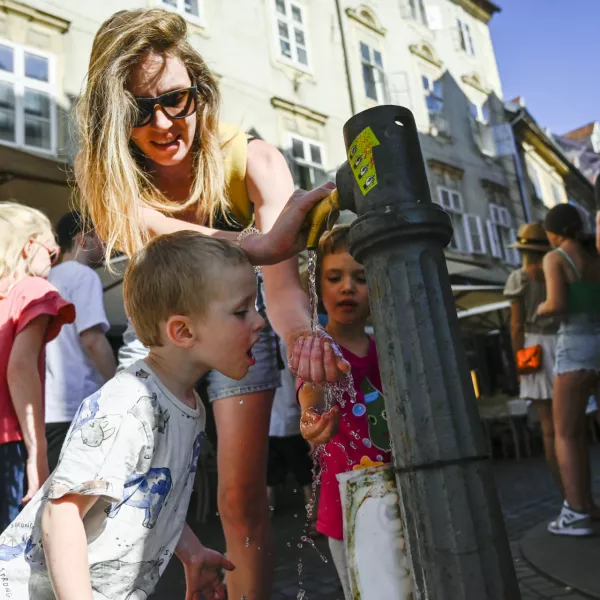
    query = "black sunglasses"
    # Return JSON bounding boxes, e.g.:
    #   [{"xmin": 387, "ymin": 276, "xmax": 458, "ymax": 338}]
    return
[{"xmin": 133, "ymin": 84, "xmax": 198, "ymax": 128}]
